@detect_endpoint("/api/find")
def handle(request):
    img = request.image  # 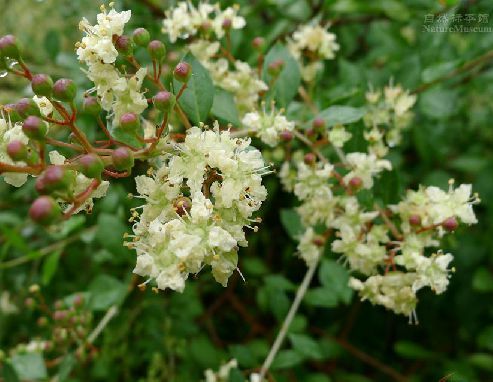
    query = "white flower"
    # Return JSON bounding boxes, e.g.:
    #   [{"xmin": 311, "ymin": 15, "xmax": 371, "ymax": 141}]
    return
[
  {"xmin": 297, "ymin": 228, "xmax": 323, "ymax": 267},
  {"xmin": 33, "ymin": 96, "xmax": 53, "ymax": 117},
  {"xmin": 0, "ymin": 118, "xmax": 30, "ymax": 187},
  {"xmin": 289, "ymin": 24, "xmax": 339, "ymax": 60},
  {"xmin": 343, "ymin": 152, "xmax": 391, "ymax": 189},
  {"xmin": 242, "ymin": 108, "xmax": 295, "ymax": 147},
  {"xmin": 203, "ymin": 359, "xmax": 238, "ymax": 382},
  {"xmin": 328, "ymin": 124, "xmax": 352, "ymax": 148},
  {"xmin": 213, "ymin": 6, "xmax": 246, "ymax": 38},
  {"xmin": 294, "ymin": 161, "xmax": 334, "ymax": 201}
]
